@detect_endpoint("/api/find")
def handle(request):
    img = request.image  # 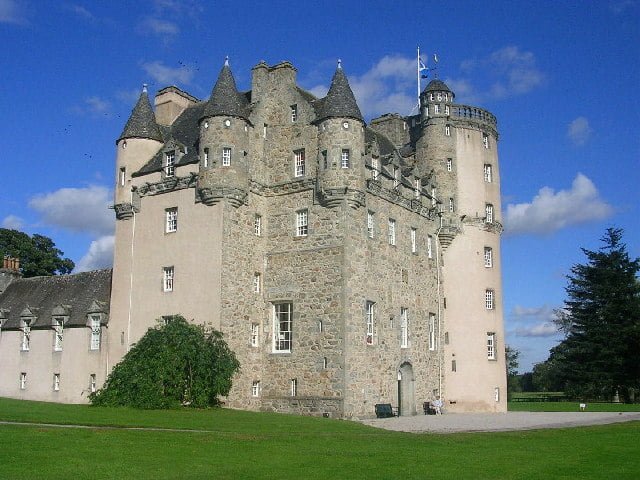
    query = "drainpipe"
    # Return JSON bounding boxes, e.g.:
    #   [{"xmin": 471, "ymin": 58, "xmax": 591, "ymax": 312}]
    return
[
  {"xmin": 435, "ymin": 213, "xmax": 444, "ymax": 397},
  {"xmin": 126, "ymin": 193, "xmax": 137, "ymax": 352}
]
